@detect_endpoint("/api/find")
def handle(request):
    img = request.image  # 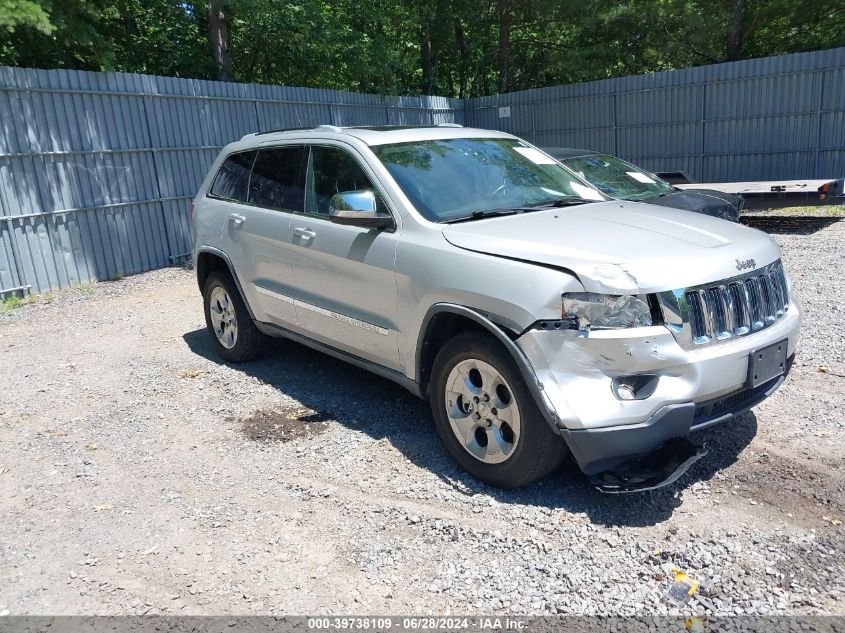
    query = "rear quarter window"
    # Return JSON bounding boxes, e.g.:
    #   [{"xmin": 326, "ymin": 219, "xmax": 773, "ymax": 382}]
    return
[{"xmin": 209, "ymin": 151, "xmax": 256, "ymax": 202}]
